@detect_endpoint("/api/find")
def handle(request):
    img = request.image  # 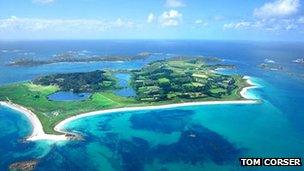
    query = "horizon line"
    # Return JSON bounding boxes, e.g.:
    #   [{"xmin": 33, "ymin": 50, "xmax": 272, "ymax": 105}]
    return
[{"xmin": 0, "ymin": 38, "xmax": 304, "ymax": 43}]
